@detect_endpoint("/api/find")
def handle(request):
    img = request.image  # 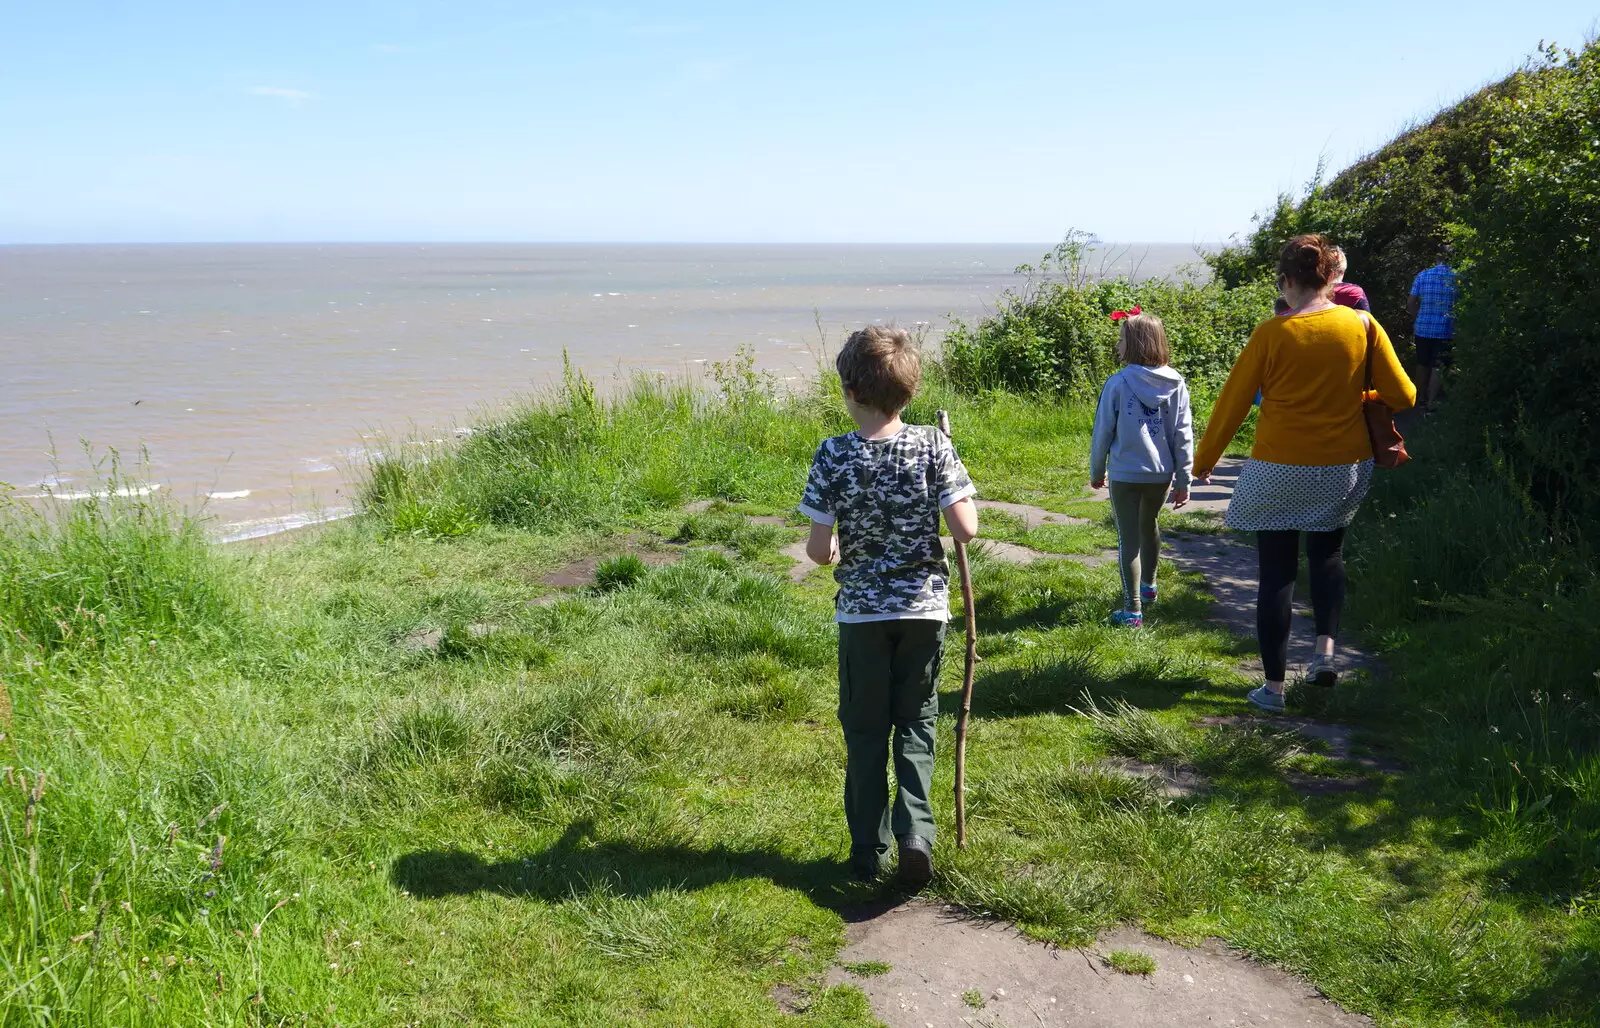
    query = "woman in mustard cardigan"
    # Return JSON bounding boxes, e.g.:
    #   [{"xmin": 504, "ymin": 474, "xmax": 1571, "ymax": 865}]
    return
[{"xmin": 1193, "ymin": 235, "xmax": 1416, "ymax": 712}]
